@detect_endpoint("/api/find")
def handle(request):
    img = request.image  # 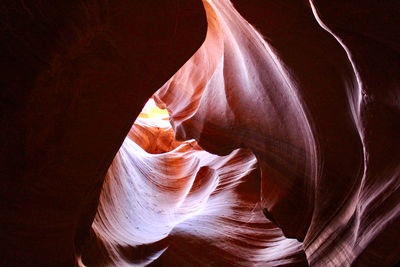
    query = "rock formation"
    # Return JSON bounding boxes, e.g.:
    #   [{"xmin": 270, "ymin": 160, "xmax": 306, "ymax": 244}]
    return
[{"xmin": 1, "ymin": 0, "xmax": 399, "ymax": 266}]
